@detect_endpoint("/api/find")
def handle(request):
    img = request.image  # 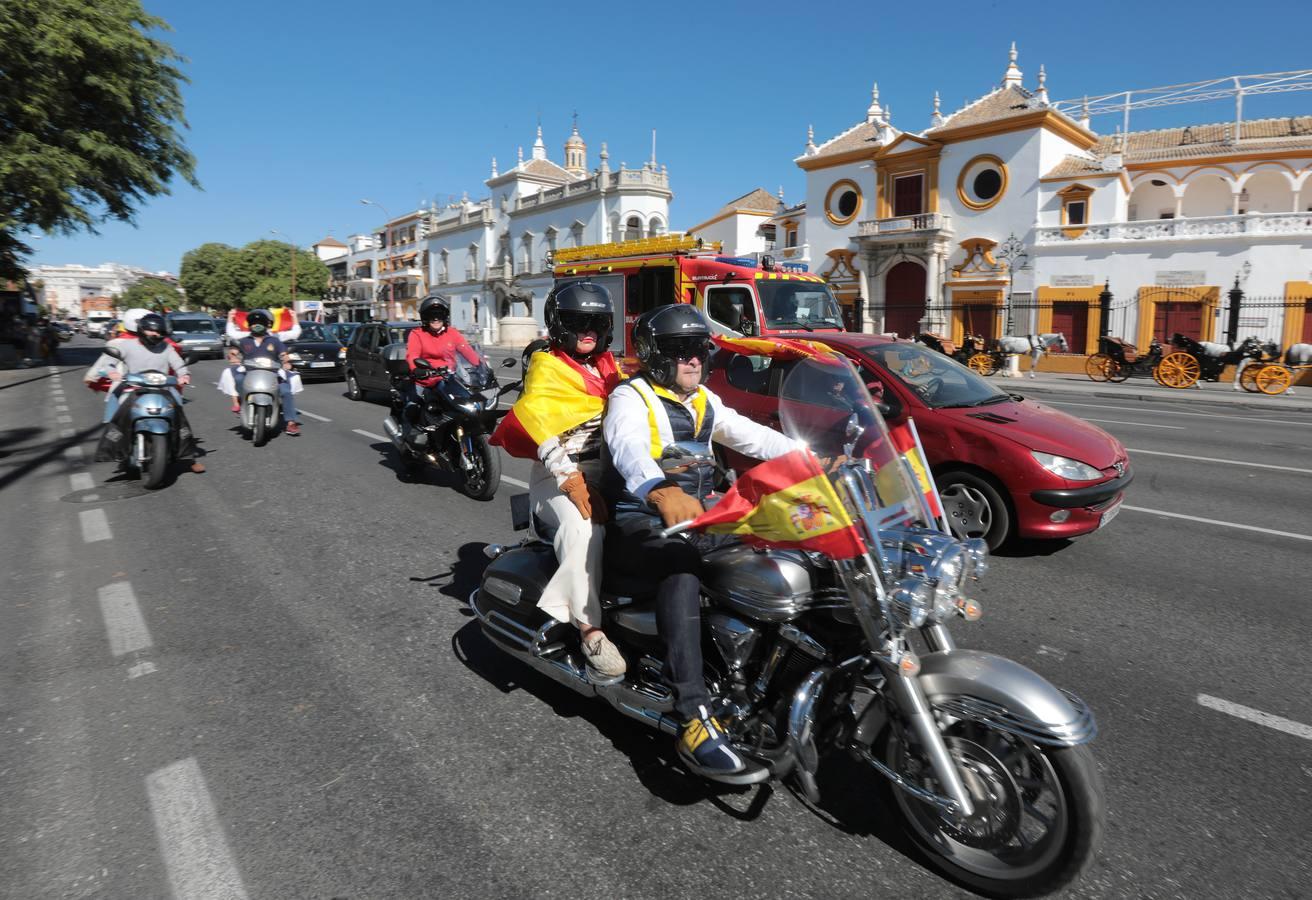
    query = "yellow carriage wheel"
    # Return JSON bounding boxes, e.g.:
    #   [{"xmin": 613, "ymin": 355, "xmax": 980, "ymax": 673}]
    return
[
  {"xmin": 1085, "ymin": 354, "xmax": 1113, "ymax": 382},
  {"xmin": 1238, "ymin": 364, "xmax": 1261, "ymax": 393},
  {"xmin": 967, "ymin": 353, "xmax": 997, "ymax": 377},
  {"xmin": 1156, "ymin": 351, "xmax": 1200, "ymax": 389},
  {"xmin": 1254, "ymin": 364, "xmax": 1292, "ymax": 395}
]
